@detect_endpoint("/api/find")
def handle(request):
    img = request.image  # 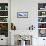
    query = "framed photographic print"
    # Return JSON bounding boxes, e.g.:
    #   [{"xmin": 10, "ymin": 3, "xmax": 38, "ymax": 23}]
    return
[{"xmin": 17, "ymin": 12, "xmax": 28, "ymax": 18}]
